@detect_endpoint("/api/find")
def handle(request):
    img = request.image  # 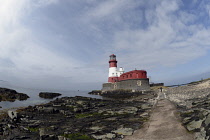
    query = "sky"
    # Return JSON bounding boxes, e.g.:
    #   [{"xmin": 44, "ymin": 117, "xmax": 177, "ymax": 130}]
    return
[{"xmin": 1, "ymin": 0, "xmax": 210, "ymax": 90}]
